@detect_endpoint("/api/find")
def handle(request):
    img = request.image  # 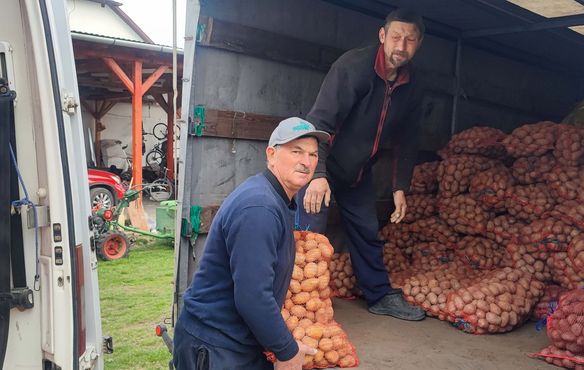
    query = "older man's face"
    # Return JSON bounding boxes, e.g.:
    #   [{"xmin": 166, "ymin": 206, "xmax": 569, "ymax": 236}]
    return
[{"xmin": 266, "ymin": 137, "xmax": 319, "ymax": 199}]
